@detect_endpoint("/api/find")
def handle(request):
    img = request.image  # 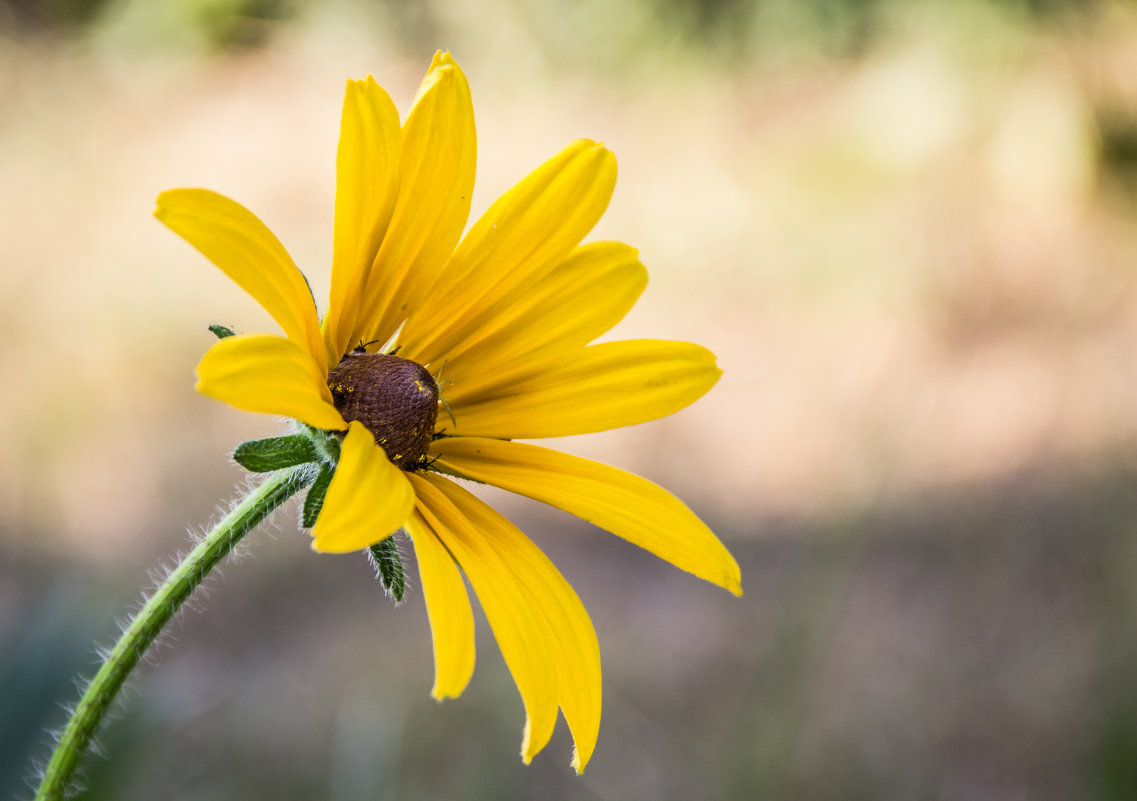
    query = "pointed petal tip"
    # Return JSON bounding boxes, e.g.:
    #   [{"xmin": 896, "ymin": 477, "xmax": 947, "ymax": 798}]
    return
[
  {"xmin": 716, "ymin": 554, "xmax": 743, "ymax": 596},
  {"xmin": 520, "ymin": 722, "xmax": 535, "ymax": 765},
  {"xmin": 308, "ymin": 535, "xmax": 361, "ymax": 555},
  {"xmin": 154, "ymin": 187, "xmax": 206, "ymax": 213},
  {"xmin": 418, "ymin": 50, "xmax": 469, "ymax": 95},
  {"xmin": 569, "ymin": 720, "xmax": 598, "ymax": 773},
  {"xmin": 428, "ymin": 50, "xmax": 461, "ymax": 69},
  {"xmin": 310, "ymin": 531, "xmax": 398, "ymax": 554},
  {"xmin": 559, "ymin": 138, "xmax": 614, "ymax": 165},
  {"xmin": 153, "ymin": 188, "xmax": 190, "ymax": 221},
  {"xmin": 310, "ymin": 529, "xmax": 399, "ymax": 554},
  {"xmin": 436, "ymin": 50, "xmax": 457, "ymax": 66},
  {"xmin": 518, "ymin": 718, "xmax": 546, "ymax": 766},
  {"xmin": 309, "ymin": 521, "xmax": 406, "ymax": 555},
  {"xmin": 571, "ymin": 747, "xmax": 587, "ymax": 774},
  {"xmin": 429, "ymin": 675, "xmax": 471, "ymax": 701},
  {"xmin": 587, "ymin": 139, "xmax": 616, "ymax": 164}
]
